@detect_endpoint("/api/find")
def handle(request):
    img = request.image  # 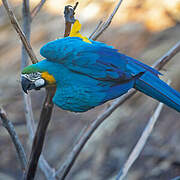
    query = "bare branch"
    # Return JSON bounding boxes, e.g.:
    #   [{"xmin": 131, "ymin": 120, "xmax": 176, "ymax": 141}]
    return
[
  {"xmin": 116, "ymin": 81, "xmax": 171, "ymax": 180},
  {"xmin": 0, "ymin": 107, "xmax": 27, "ymax": 171},
  {"xmin": 91, "ymin": 0, "xmax": 123, "ymax": 40},
  {"xmin": 24, "ymin": 87, "xmax": 55, "ymax": 180},
  {"xmin": 23, "ymin": 92, "xmax": 56, "ymax": 180},
  {"xmin": 2, "ymin": 0, "xmax": 38, "ymax": 64},
  {"xmin": 20, "ymin": 0, "xmax": 56, "ymax": 179},
  {"xmin": 89, "ymin": 20, "xmax": 103, "ymax": 39},
  {"xmin": 152, "ymin": 41, "xmax": 180, "ymax": 69},
  {"xmin": 55, "ymin": 41, "xmax": 180, "ymax": 179},
  {"xmin": 25, "ymin": 4, "xmax": 78, "ymax": 179},
  {"xmin": 2, "ymin": 0, "xmax": 56, "ymax": 179},
  {"xmin": 39, "ymin": 156, "xmax": 56, "ymax": 180},
  {"xmin": 21, "ymin": 0, "xmax": 31, "ymax": 68},
  {"xmin": 23, "ymin": 94, "xmax": 56, "ymax": 179},
  {"xmin": 30, "ymin": 0, "xmax": 46, "ymax": 21},
  {"xmin": 23, "ymin": 94, "xmax": 35, "ymax": 141}
]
